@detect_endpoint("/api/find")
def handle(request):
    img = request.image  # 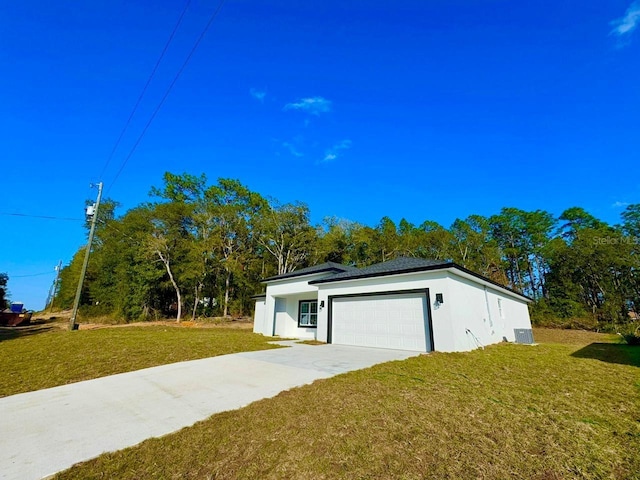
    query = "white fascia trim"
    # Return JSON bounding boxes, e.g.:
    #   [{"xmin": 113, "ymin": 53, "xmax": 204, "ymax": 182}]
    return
[
  {"xmin": 313, "ymin": 269, "xmax": 440, "ymax": 287},
  {"xmin": 446, "ymin": 268, "xmax": 531, "ymax": 303},
  {"xmin": 262, "ymin": 272, "xmax": 334, "ymax": 286},
  {"xmin": 314, "ymin": 267, "xmax": 531, "ymax": 303}
]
